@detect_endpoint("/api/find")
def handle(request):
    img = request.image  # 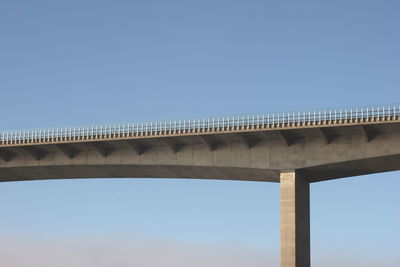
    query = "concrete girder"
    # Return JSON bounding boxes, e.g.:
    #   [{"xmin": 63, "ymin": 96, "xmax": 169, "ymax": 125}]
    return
[
  {"xmin": 235, "ymin": 133, "xmax": 257, "ymax": 149},
  {"xmin": 20, "ymin": 146, "xmax": 46, "ymax": 161},
  {"xmin": 54, "ymin": 144, "xmax": 80, "ymax": 159},
  {"xmin": 164, "ymin": 139, "xmax": 183, "ymax": 153},
  {"xmin": 0, "ymin": 148, "xmax": 15, "ymax": 162},
  {"xmin": 90, "ymin": 142, "xmax": 113, "ymax": 157},
  {"xmin": 198, "ymin": 135, "xmax": 217, "ymax": 151},
  {"xmin": 277, "ymin": 130, "xmax": 292, "ymax": 146},
  {"xmin": 0, "ymin": 165, "xmax": 280, "ymax": 183},
  {"xmin": 124, "ymin": 140, "xmax": 146, "ymax": 155},
  {"xmin": 360, "ymin": 125, "xmax": 375, "ymax": 142},
  {"xmin": 317, "ymin": 127, "xmax": 331, "ymax": 144}
]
